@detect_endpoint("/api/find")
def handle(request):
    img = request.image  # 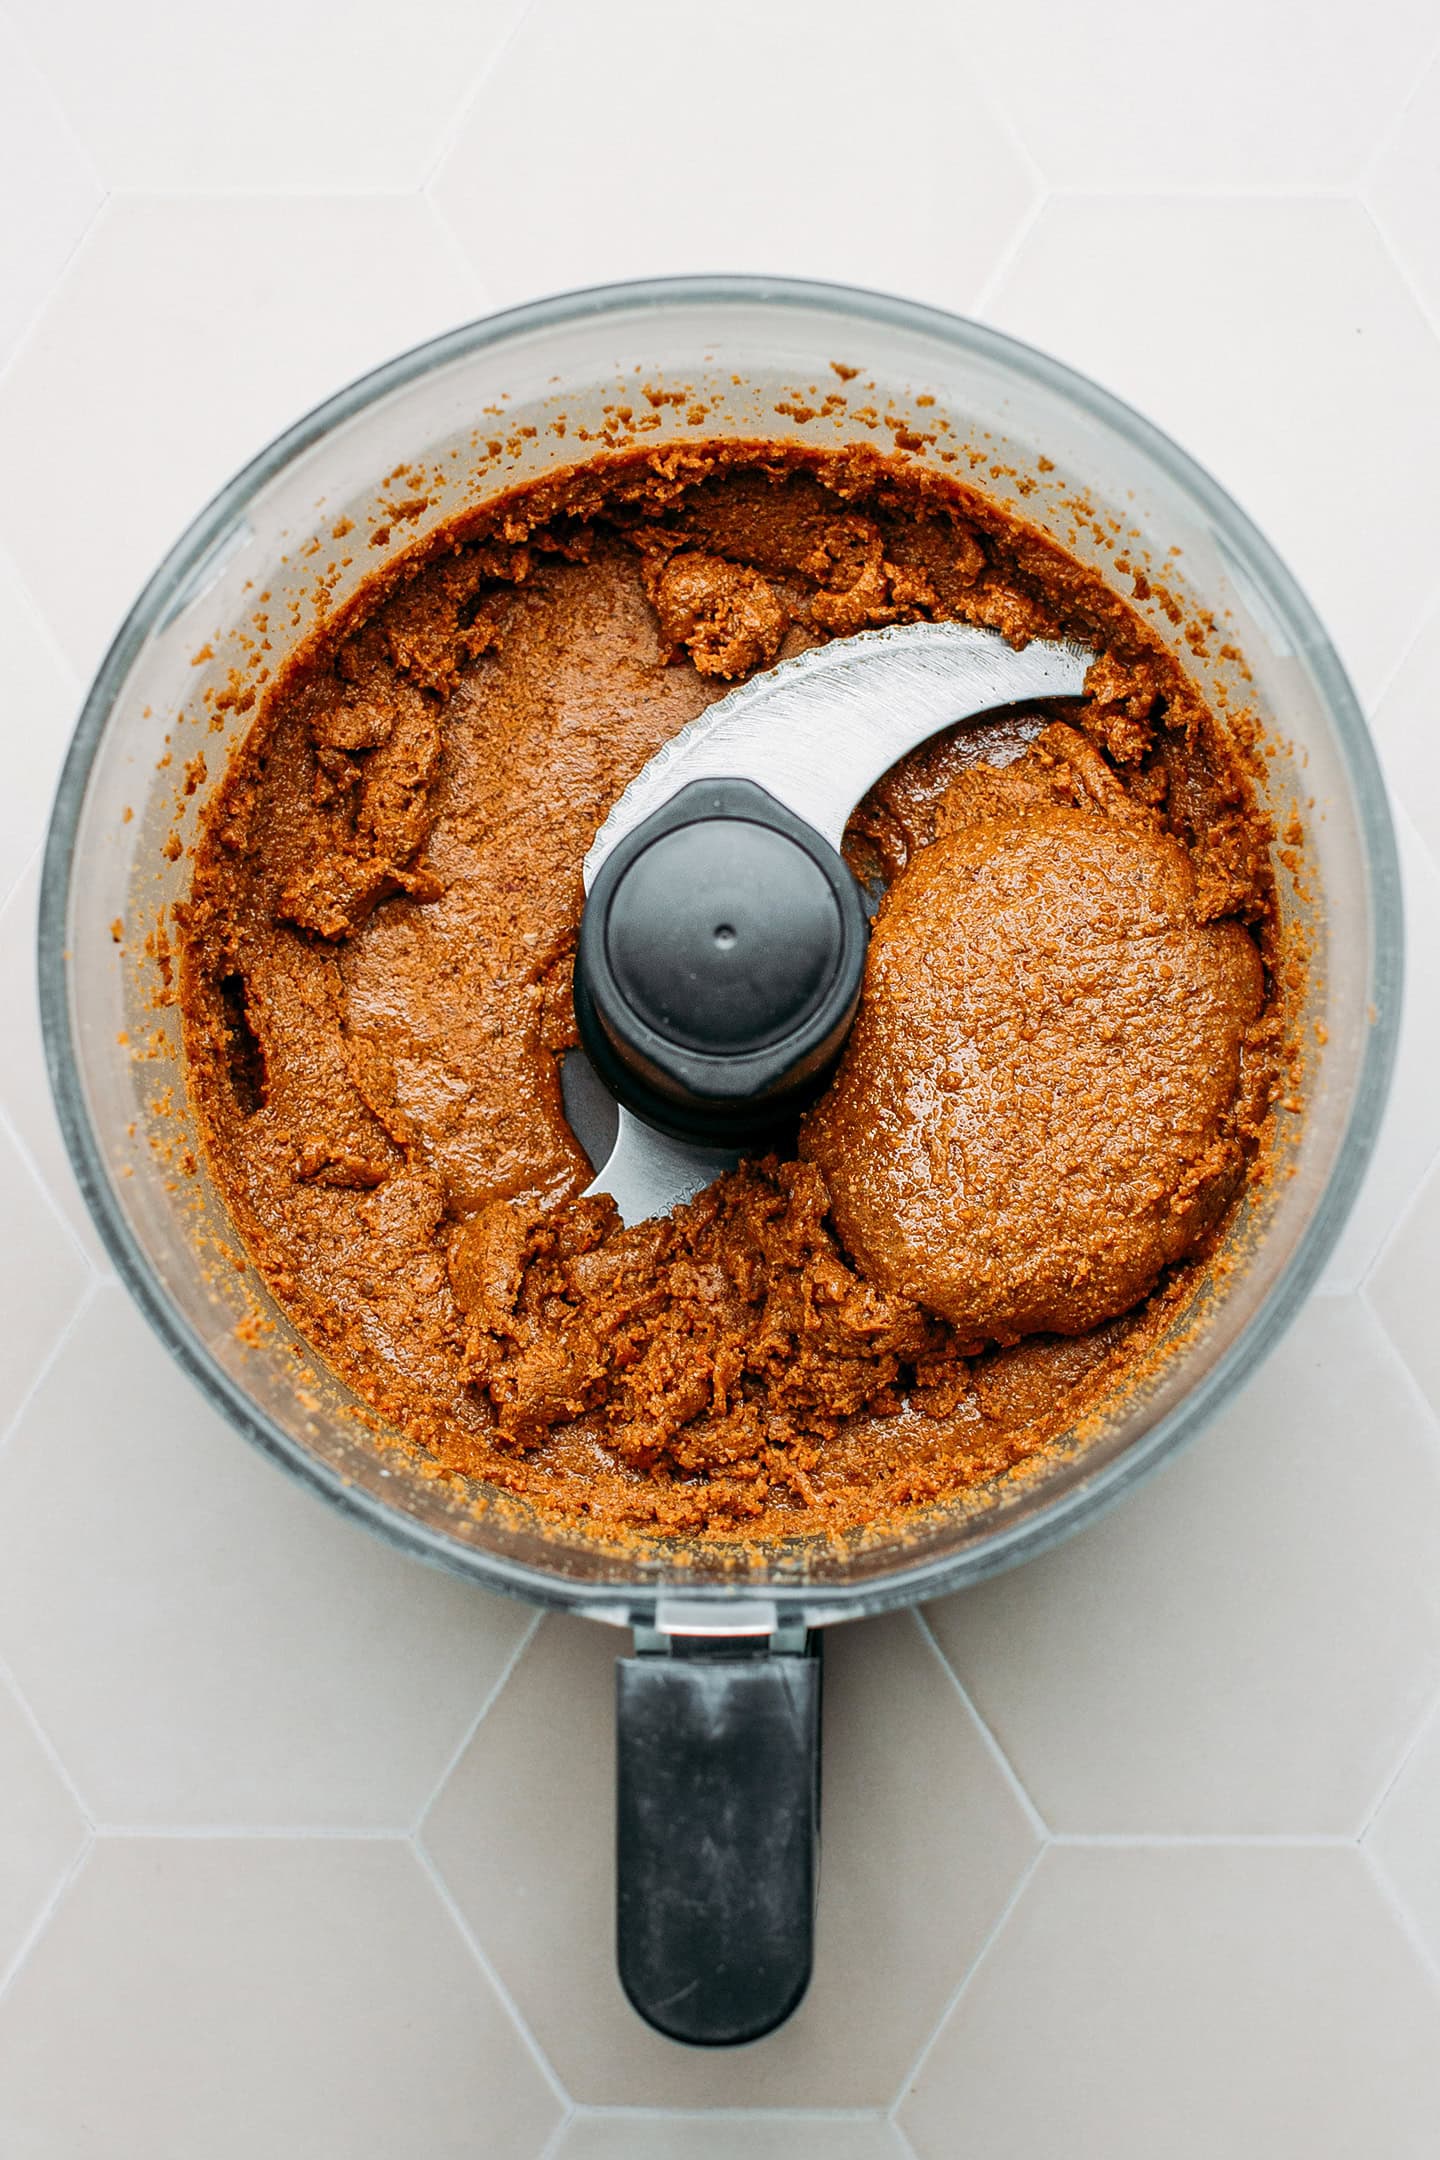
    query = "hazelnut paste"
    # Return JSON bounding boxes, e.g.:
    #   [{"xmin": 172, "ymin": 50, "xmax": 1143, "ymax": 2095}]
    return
[{"xmin": 180, "ymin": 442, "xmax": 1278, "ymax": 1545}]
